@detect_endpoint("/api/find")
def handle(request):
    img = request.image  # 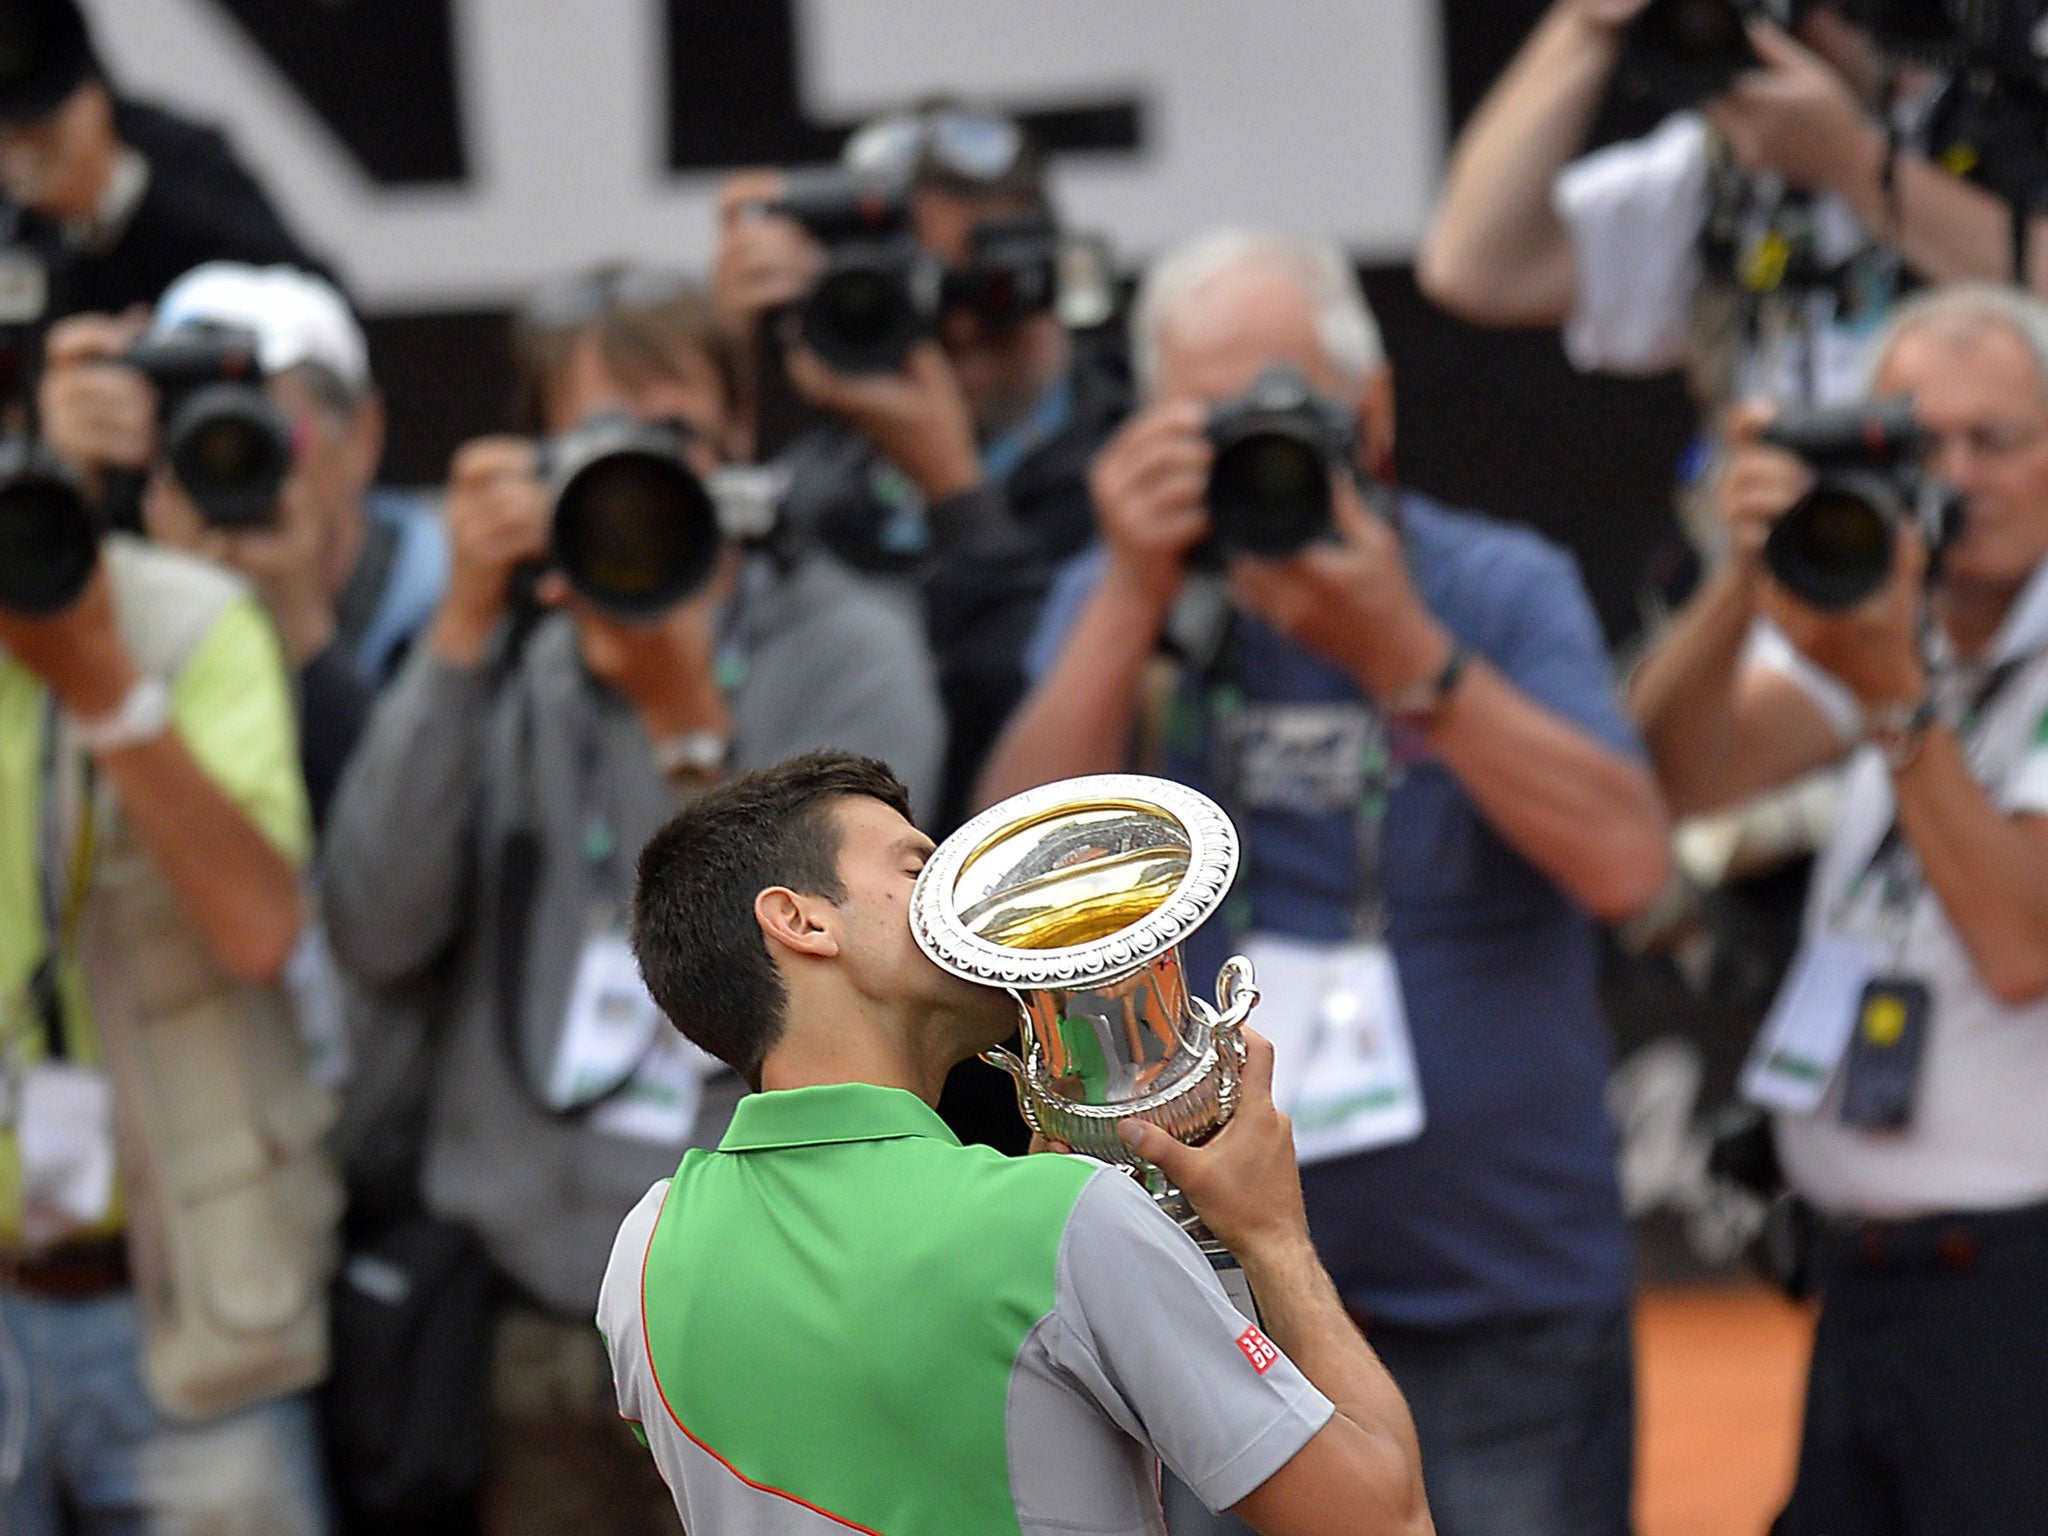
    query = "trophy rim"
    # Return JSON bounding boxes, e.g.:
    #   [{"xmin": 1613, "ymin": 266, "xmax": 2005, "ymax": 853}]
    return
[{"xmin": 909, "ymin": 773, "xmax": 1239, "ymax": 992}]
